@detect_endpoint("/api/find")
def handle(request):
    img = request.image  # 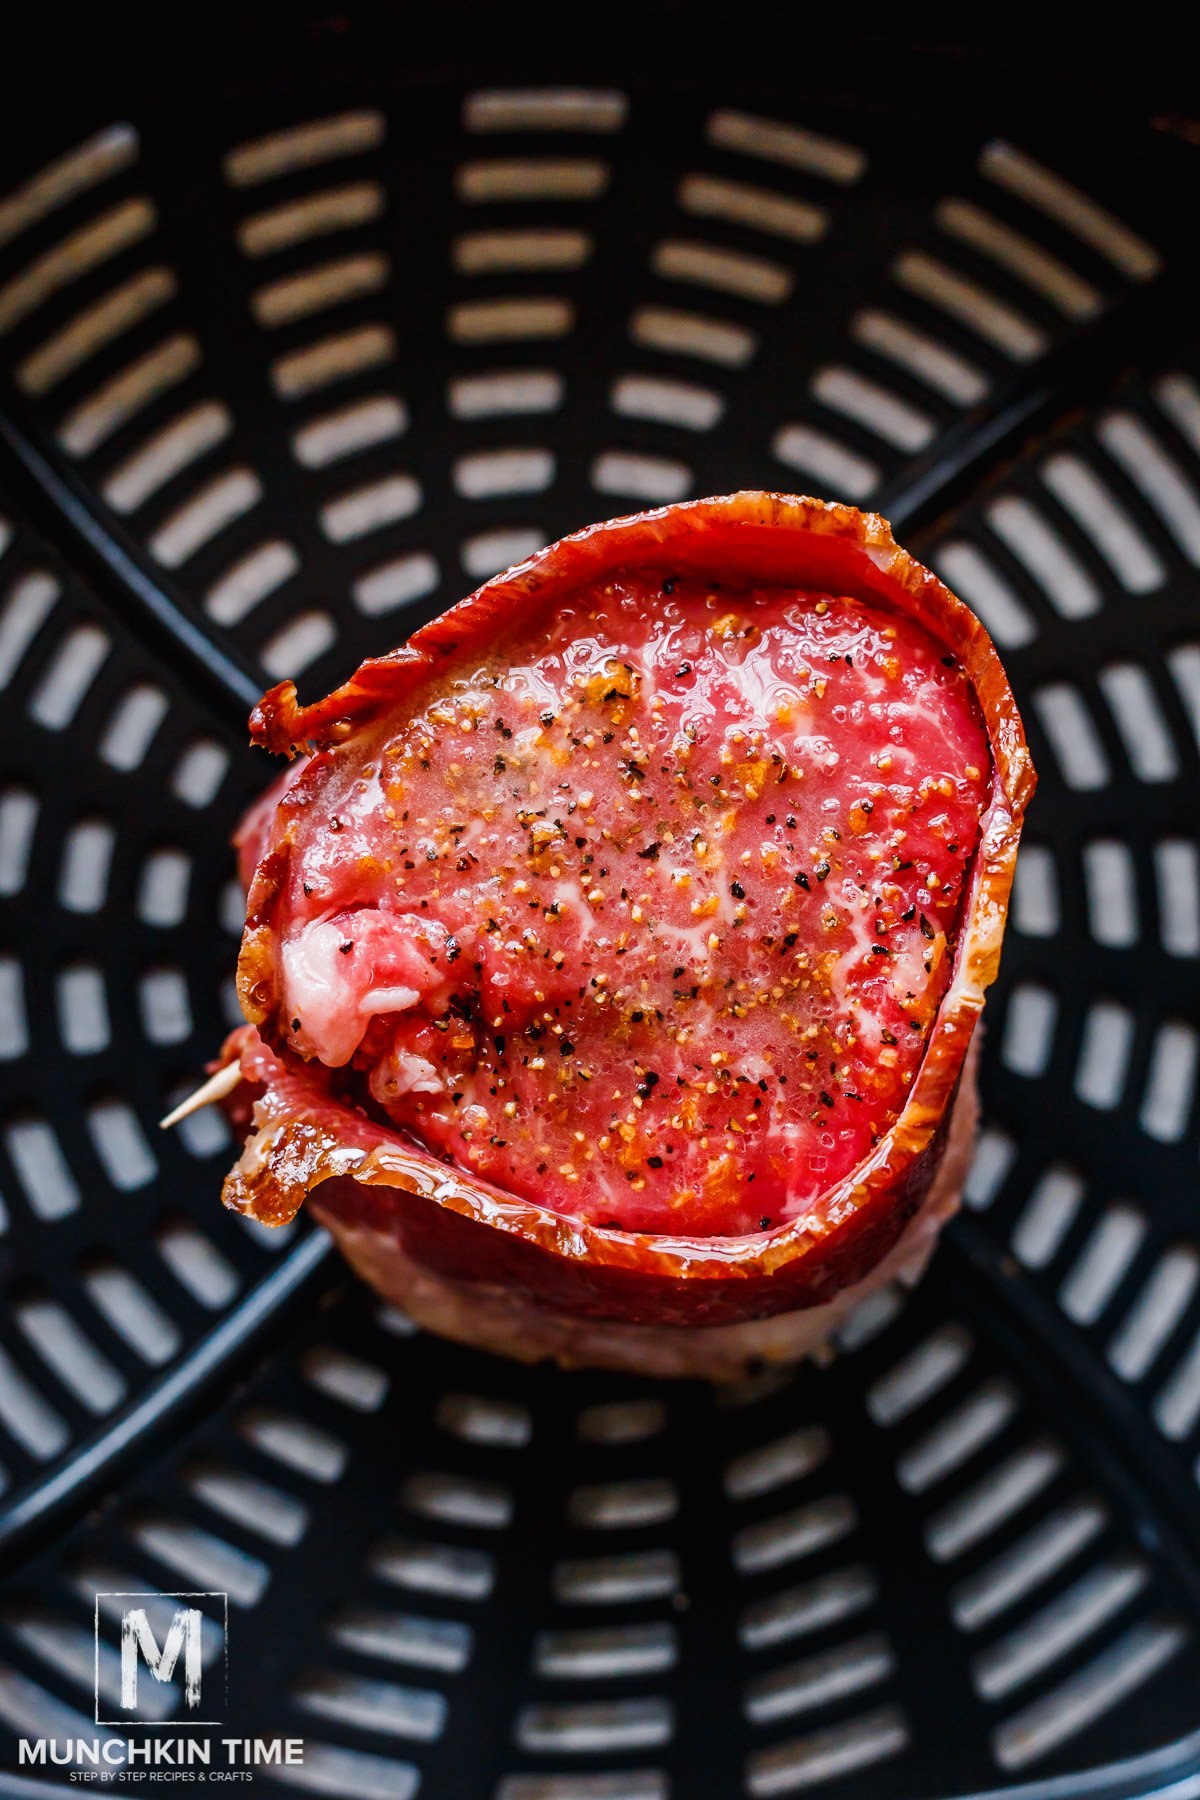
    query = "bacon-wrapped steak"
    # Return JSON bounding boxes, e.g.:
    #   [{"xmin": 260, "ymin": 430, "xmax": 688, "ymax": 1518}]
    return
[{"xmin": 218, "ymin": 493, "xmax": 1034, "ymax": 1376}]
